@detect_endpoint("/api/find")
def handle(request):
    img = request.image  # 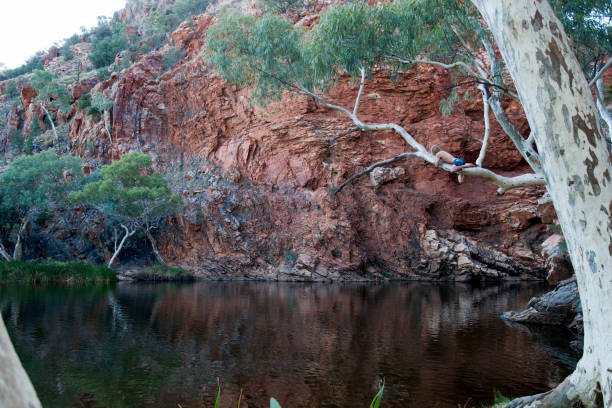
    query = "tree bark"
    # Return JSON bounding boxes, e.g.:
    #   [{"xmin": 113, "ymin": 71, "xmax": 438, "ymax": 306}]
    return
[
  {"xmin": 0, "ymin": 315, "xmax": 42, "ymax": 408},
  {"xmin": 472, "ymin": 1, "xmax": 612, "ymax": 407},
  {"xmin": 142, "ymin": 228, "xmax": 166, "ymax": 266},
  {"xmin": 475, "ymin": 84, "xmax": 490, "ymax": 167},
  {"xmin": 108, "ymin": 224, "xmax": 135, "ymax": 268},
  {"xmin": 12, "ymin": 217, "xmax": 30, "ymax": 261}
]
